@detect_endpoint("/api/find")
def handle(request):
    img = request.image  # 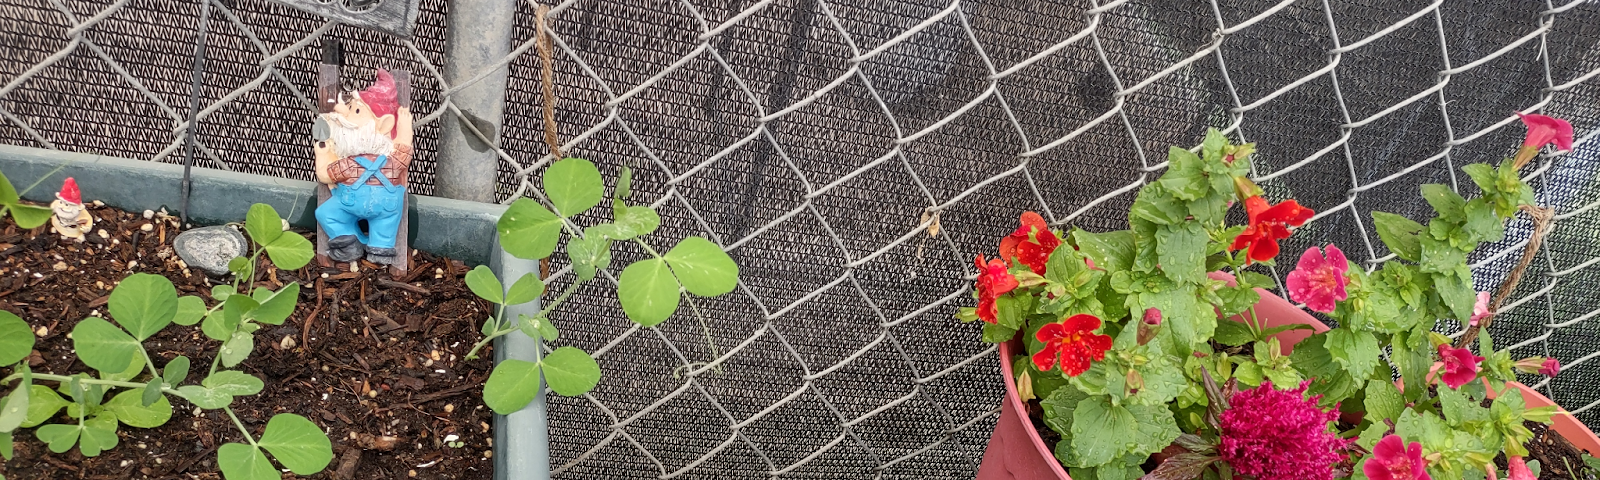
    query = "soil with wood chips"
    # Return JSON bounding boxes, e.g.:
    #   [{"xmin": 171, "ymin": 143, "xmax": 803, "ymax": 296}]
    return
[{"xmin": 0, "ymin": 203, "xmax": 495, "ymax": 480}]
